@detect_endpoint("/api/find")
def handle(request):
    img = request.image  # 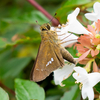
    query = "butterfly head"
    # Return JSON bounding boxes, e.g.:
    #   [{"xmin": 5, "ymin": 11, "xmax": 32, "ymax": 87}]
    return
[{"xmin": 40, "ymin": 23, "xmax": 51, "ymax": 31}]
